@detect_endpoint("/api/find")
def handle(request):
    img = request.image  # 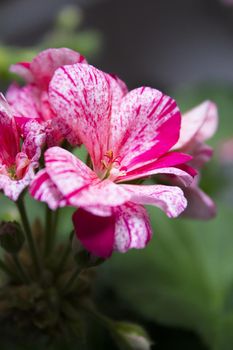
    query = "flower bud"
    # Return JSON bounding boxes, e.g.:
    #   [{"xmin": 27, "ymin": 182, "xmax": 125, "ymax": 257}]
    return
[
  {"xmin": 114, "ymin": 322, "xmax": 152, "ymax": 350},
  {"xmin": 0, "ymin": 221, "xmax": 25, "ymax": 254}
]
